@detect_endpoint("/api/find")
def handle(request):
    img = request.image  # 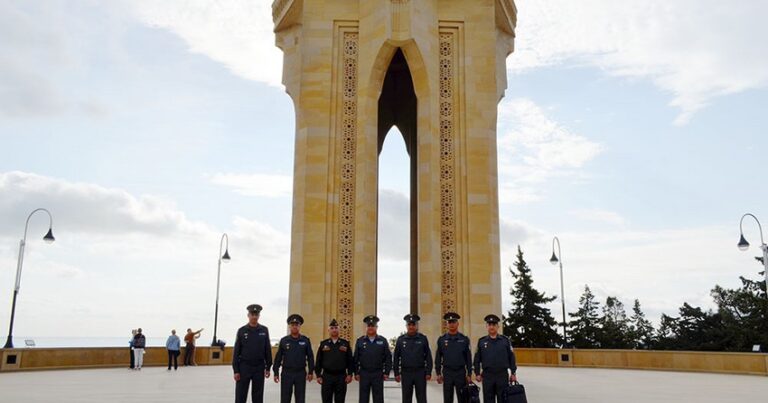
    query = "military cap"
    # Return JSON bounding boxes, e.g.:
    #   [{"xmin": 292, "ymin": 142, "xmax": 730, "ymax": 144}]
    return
[
  {"xmin": 247, "ymin": 304, "xmax": 263, "ymax": 314},
  {"xmin": 329, "ymin": 319, "xmax": 339, "ymax": 327},
  {"xmin": 363, "ymin": 315, "xmax": 380, "ymax": 326},
  {"xmin": 484, "ymin": 314, "xmax": 501, "ymax": 324},
  {"xmin": 443, "ymin": 312, "xmax": 461, "ymax": 322},
  {"xmin": 403, "ymin": 314, "xmax": 421, "ymax": 324},
  {"xmin": 287, "ymin": 314, "xmax": 304, "ymax": 325}
]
